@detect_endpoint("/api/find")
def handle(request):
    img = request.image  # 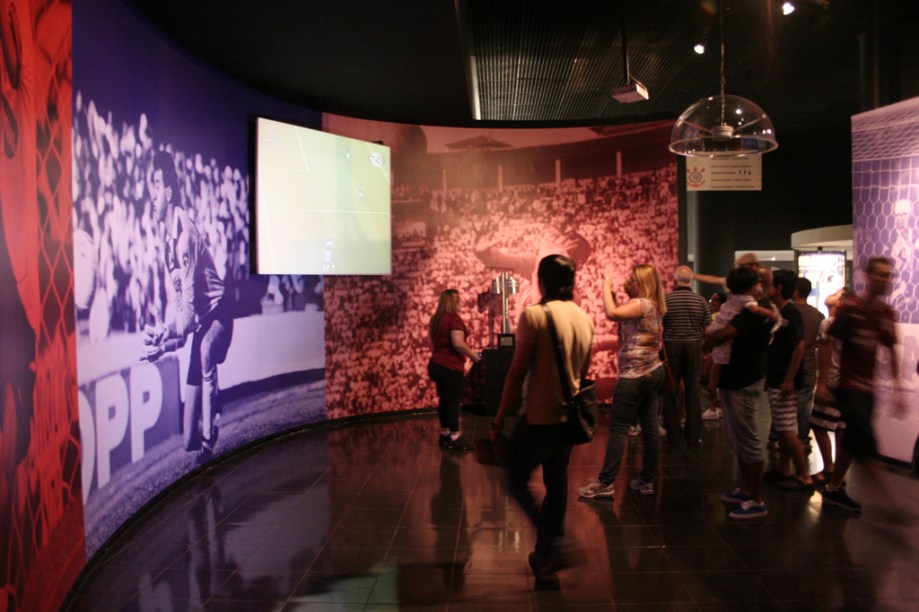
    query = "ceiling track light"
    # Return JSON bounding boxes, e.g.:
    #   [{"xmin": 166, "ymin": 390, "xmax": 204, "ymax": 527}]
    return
[
  {"xmin": 669, "ymin": 0, "xmax": 778, "ymax": 157},
  {"xmin": 782, "ymin": 2, "xmax": 796, "ymax": 16},
  {"xmin": 610, "ymin": 0, "xmax": 649, "ymax": 103}
]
